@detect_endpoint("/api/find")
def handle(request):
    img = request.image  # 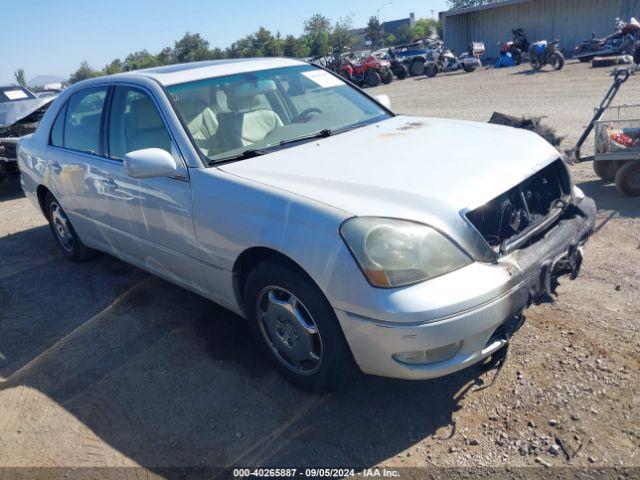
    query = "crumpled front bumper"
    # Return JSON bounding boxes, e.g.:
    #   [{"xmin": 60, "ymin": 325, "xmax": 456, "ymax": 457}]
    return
[{"xmin": 336, "ymin": 196, "xmax": 596, "ymax": 380}]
